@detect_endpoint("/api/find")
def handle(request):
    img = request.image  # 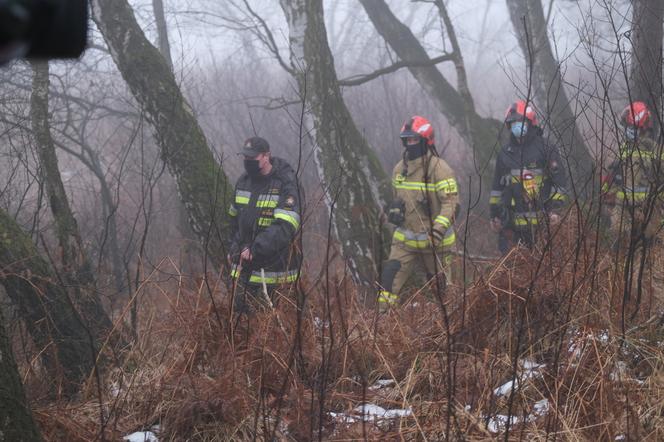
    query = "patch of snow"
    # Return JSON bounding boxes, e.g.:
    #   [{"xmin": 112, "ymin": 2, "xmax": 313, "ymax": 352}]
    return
[
  {"xmin": 494, "ymin": 380, "xmax": 515, "ymax": 397},
  {"xmin": 355, "ymin": 403, "xmax": 412, "ymax": 421},
  {"xmin": 521, "ymin": 360, "xmax": 545, "ymax": 371},
  {"xmin": 486, "ymin": 414, "xmax": 520, "ymax": 433},
  {"xmin": 369, "ymin": 379, "xmax": 395, "ymax": 390},
  {"xmin": 533, "ymin": 399, "xmax": 549, "ymax": 415},
  {"xmin": 330, "ymin": 403, "xmax": 412, "ymax": 424},
  {"xmin": 493, "ymin": 360, "xmax": 544, "ymax": 397},
  {"xmin": 123, "ymin": 431, "xmax": 158, "ymax": 442}
]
